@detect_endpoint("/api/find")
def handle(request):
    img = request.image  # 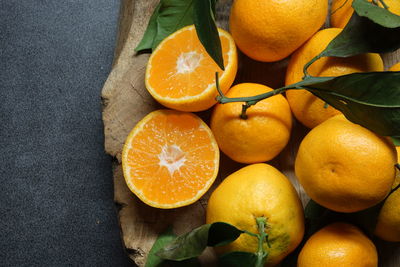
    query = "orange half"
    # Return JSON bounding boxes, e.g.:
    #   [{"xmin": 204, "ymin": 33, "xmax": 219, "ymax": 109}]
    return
[
  {"xmin": 121, "ymin": 109, "xmax": 220, "ymax": 209},
  {"xmin": 145, "ymin": 25, "xmax": 238, "ymax": 112}
]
